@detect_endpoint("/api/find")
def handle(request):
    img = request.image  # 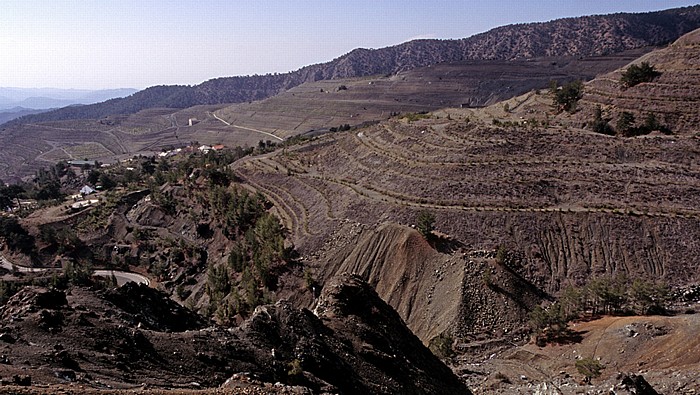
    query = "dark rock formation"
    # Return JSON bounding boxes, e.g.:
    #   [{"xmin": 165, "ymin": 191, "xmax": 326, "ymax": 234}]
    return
[
  {"xmin": 620, "ymin": 374, "xmax": 660, "ymax": 395},
  {"xmin": 0, "ymin": 275, "xmax": 471, "ymax": 394}
]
